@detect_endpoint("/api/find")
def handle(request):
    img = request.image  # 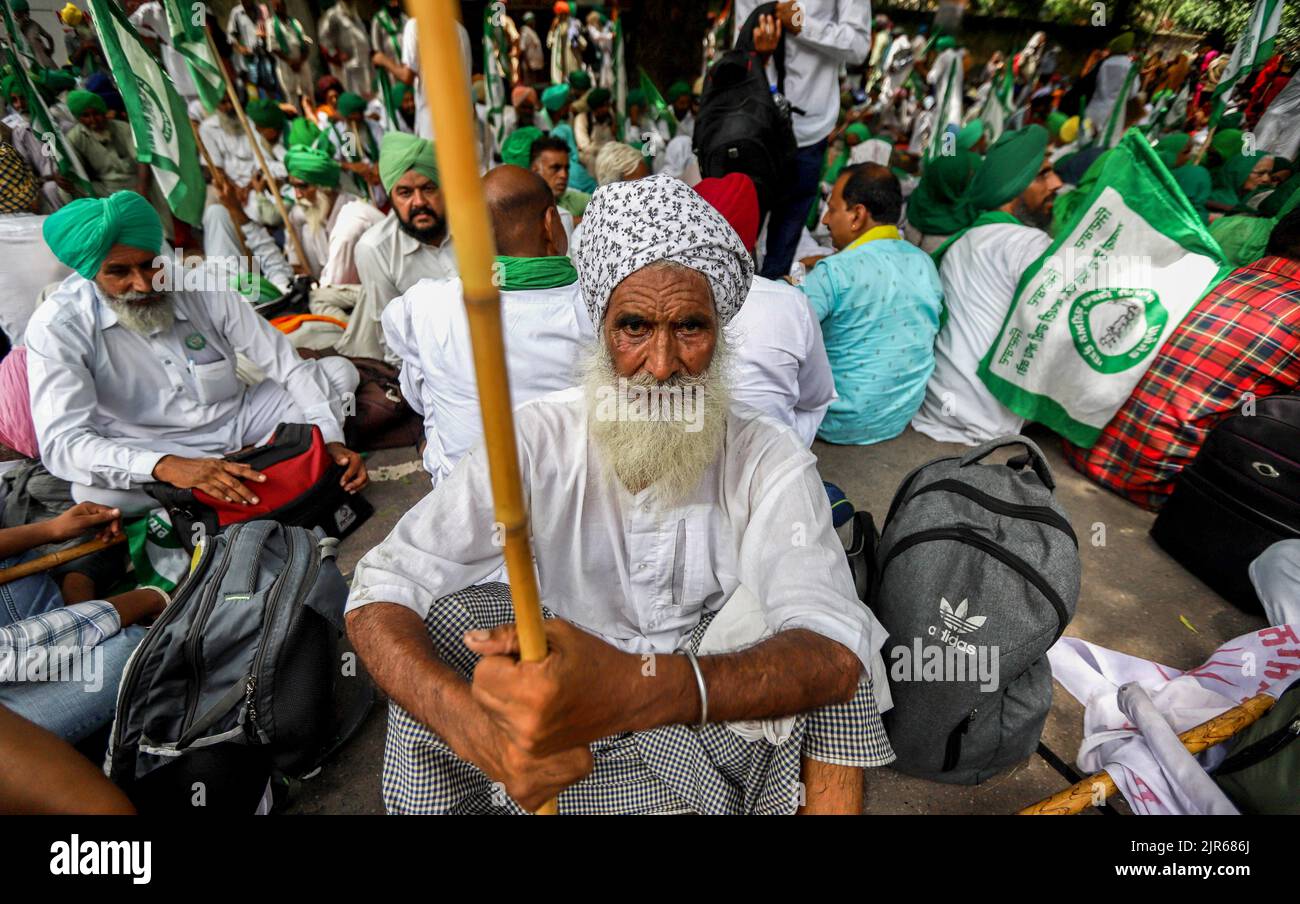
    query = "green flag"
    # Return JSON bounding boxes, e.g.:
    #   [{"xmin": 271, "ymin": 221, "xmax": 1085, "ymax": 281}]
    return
[
  {"xmin": 5, "ymin": 44, "xmax": 92, "ymax": 193},
  {"xmin": 637, "ymin": 67, "xmax": 678, "ymax": 139},
  {"xmin": 926, "ymin": 49, "xmax": 964, "ymax": 160},
  {"xmin": 124, "ymin": 509, "xmax": 189, "ymax": 593},
  {"xmin": 1092, "ymin": 59, "xmax": 1140, "ymax": 149},
  {"xmin": 982, "ymin": 61, "xmax": 1014, "ymax": 144},
  {"xmin": 373, "ymin": 6, "xmax": 405, "ymax": 132},
  {"xmin": 0, "ymin": 0, "xmax": 32, "ymax": 63},
  {"xmin": 160, "ymin": 0, "xmax": 226, "ymax": 114},
  {"xmin": 1211, "ymin": 0, "xmax": 1283, "ymax": 125},
  {"xmin": 976, "ymin": 130, "xmax": 1233, "ymax": 448},
  {"xmin": 89, "ymin": 0, "xmax": 204, "ymax": 225}
]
